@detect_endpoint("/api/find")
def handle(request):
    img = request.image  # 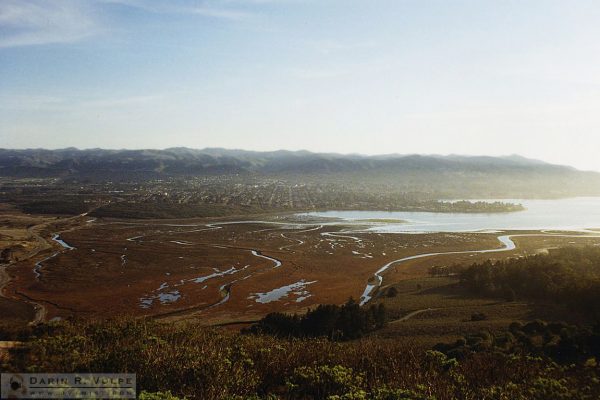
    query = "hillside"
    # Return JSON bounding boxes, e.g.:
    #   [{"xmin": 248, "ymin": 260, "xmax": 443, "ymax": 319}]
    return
[{"xmin": 1, "ymin": 147, "xmax": 600, "ymax": 198}]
